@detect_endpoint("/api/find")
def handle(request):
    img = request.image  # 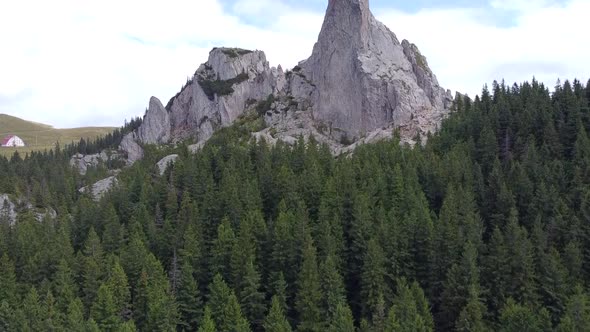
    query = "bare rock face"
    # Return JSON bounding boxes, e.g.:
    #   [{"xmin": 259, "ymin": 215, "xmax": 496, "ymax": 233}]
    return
[
  {"xmin": 69, "ymin": 151, "xmax": 124, "ymax": 175},
  {"xmin": 119, "ymin": 132, "xmax": 144, "ymax": 165},
  {"xmin": 79, "ymin": 176, "xmax": 118, "ymax": 201},
  {"xmin": 119, "ymin": 0, "xmax": 452, "ymax": 159},
  {"xmin": 138, "ymin": 97, "xmax": 170, "ymax": 144},
  {"xmin": 0, "ymin": 194, "xmax": 17, "ymax": 226},
  {"xmin": 295, "ymin": 0, "xmax": 452, "ymax": 142},
  {"xmin": 156, "ymin": 154, "xmax": 179, "ymax": 175},
  {"xmin": 139, "ymin": 47, "xmax": 284, "ymax": 145}
]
